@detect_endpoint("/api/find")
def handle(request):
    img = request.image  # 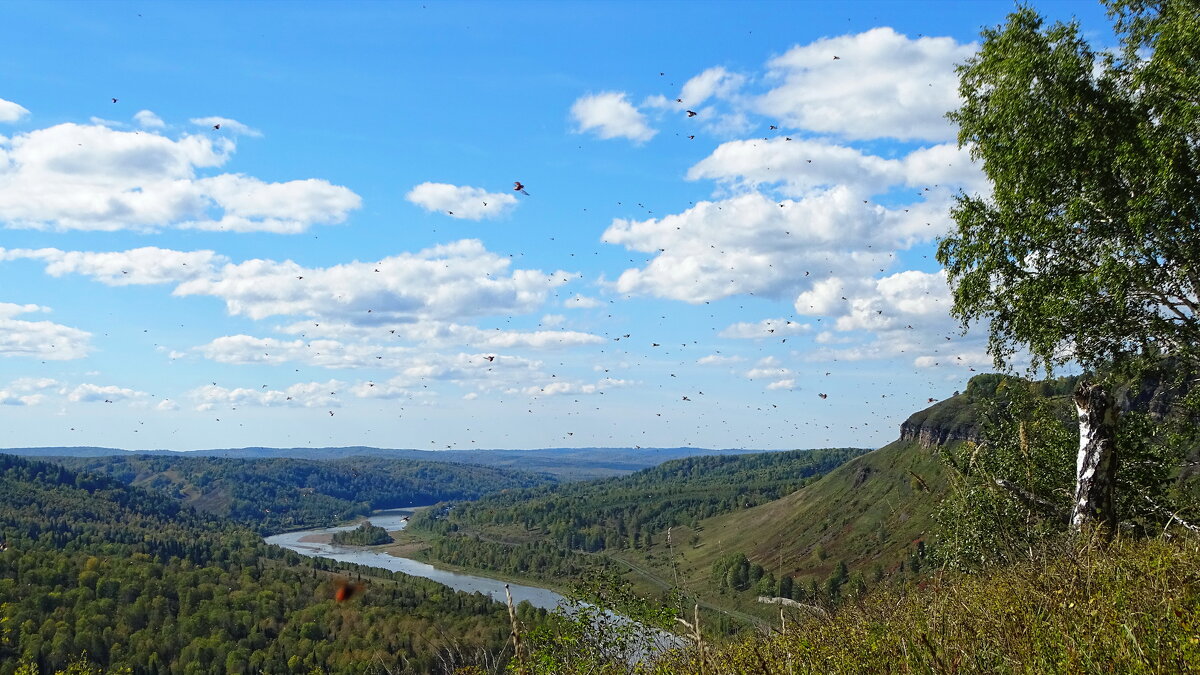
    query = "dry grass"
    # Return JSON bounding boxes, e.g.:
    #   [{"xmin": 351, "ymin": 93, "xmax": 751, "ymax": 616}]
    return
[{"xmin": 651, "ymin": 533, "xmax": 1200, "ymax": 674}]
